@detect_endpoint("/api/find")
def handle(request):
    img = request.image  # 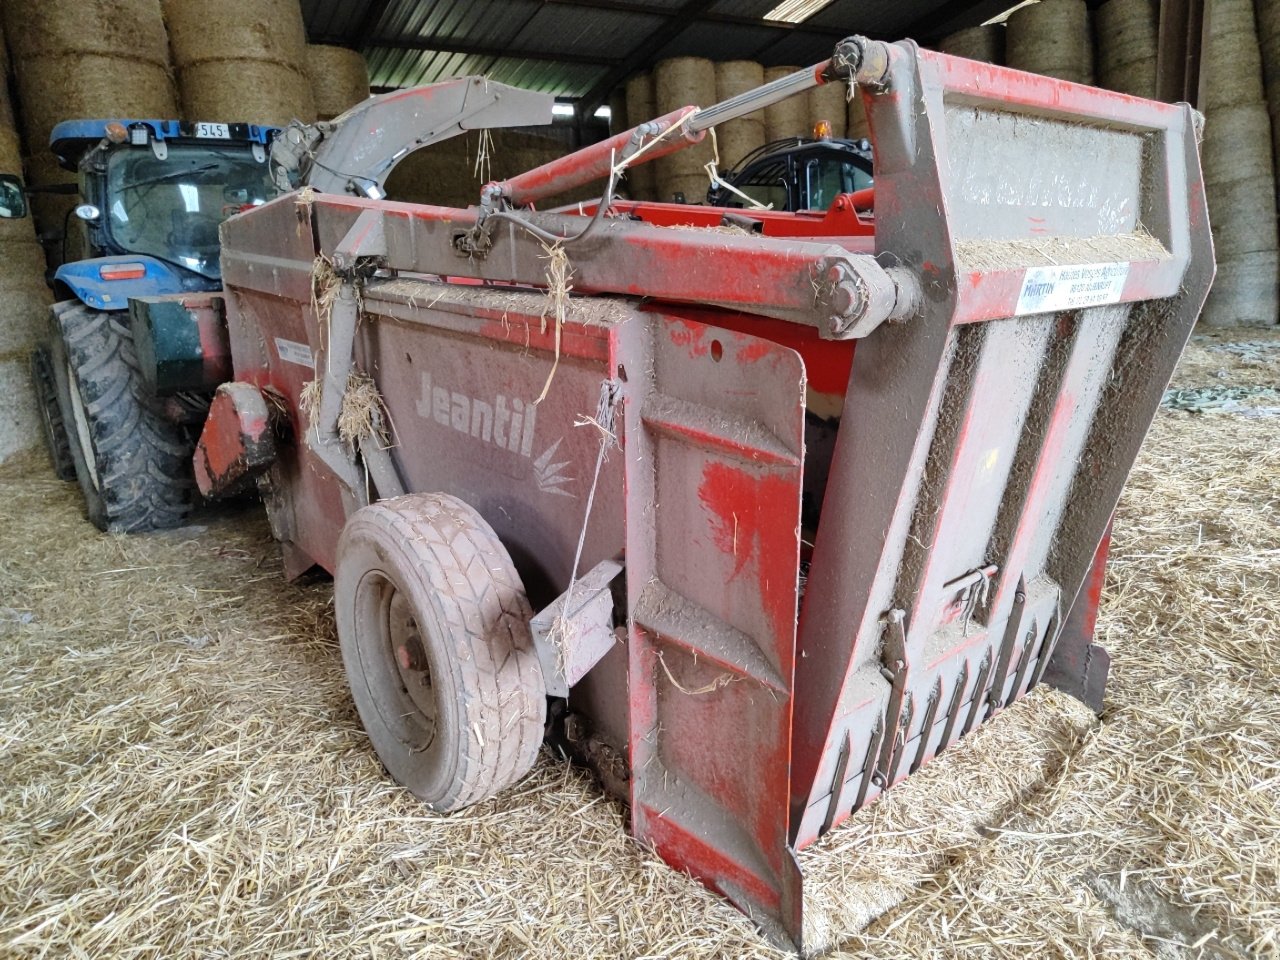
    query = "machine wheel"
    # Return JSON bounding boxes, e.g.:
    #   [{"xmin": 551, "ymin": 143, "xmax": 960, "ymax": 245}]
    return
[
  {"xmin": 30, "ymin": 346, "xmax": 76, "ymax": 482},
  {"xmin": 52, "ymin": 302, "xmax": 195, "ymax": 532},
  {"xmin": 335, "ymin": 493, "xmax": 546, "ymax": 812}
]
